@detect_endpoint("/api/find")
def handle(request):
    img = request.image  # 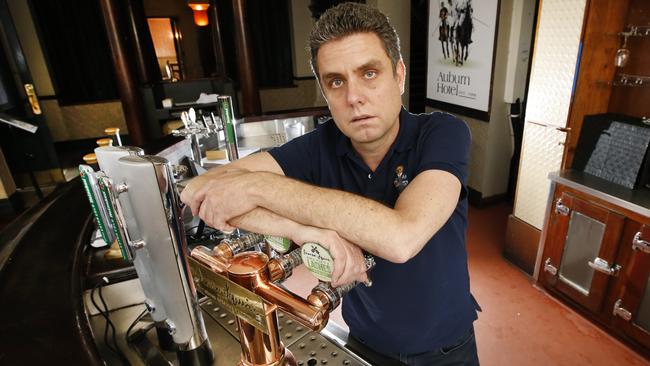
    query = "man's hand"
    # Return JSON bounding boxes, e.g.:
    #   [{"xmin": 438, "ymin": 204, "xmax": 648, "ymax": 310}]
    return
[
  {"xmin": 292, "ymin": 226, "xmax": 369, "ymax": 287},
  {"xmin": 180, "ymin": 168, "xmax": 259, "ymax": 232}
]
